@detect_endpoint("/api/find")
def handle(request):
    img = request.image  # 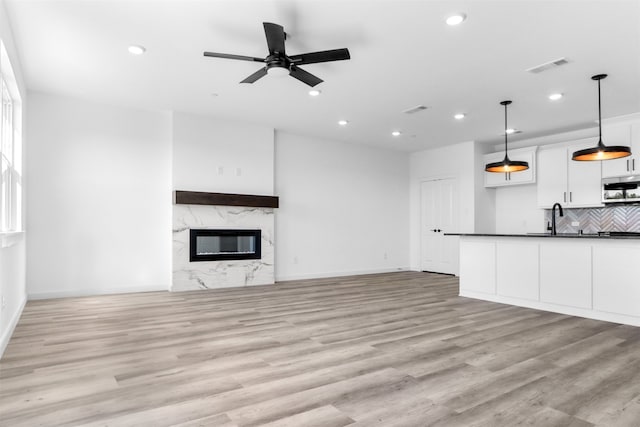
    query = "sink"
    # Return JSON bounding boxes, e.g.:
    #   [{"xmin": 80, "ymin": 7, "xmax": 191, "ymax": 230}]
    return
[{"xmin": 526, "ymin": 232, "xmax": 599, "ymax": 237}]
